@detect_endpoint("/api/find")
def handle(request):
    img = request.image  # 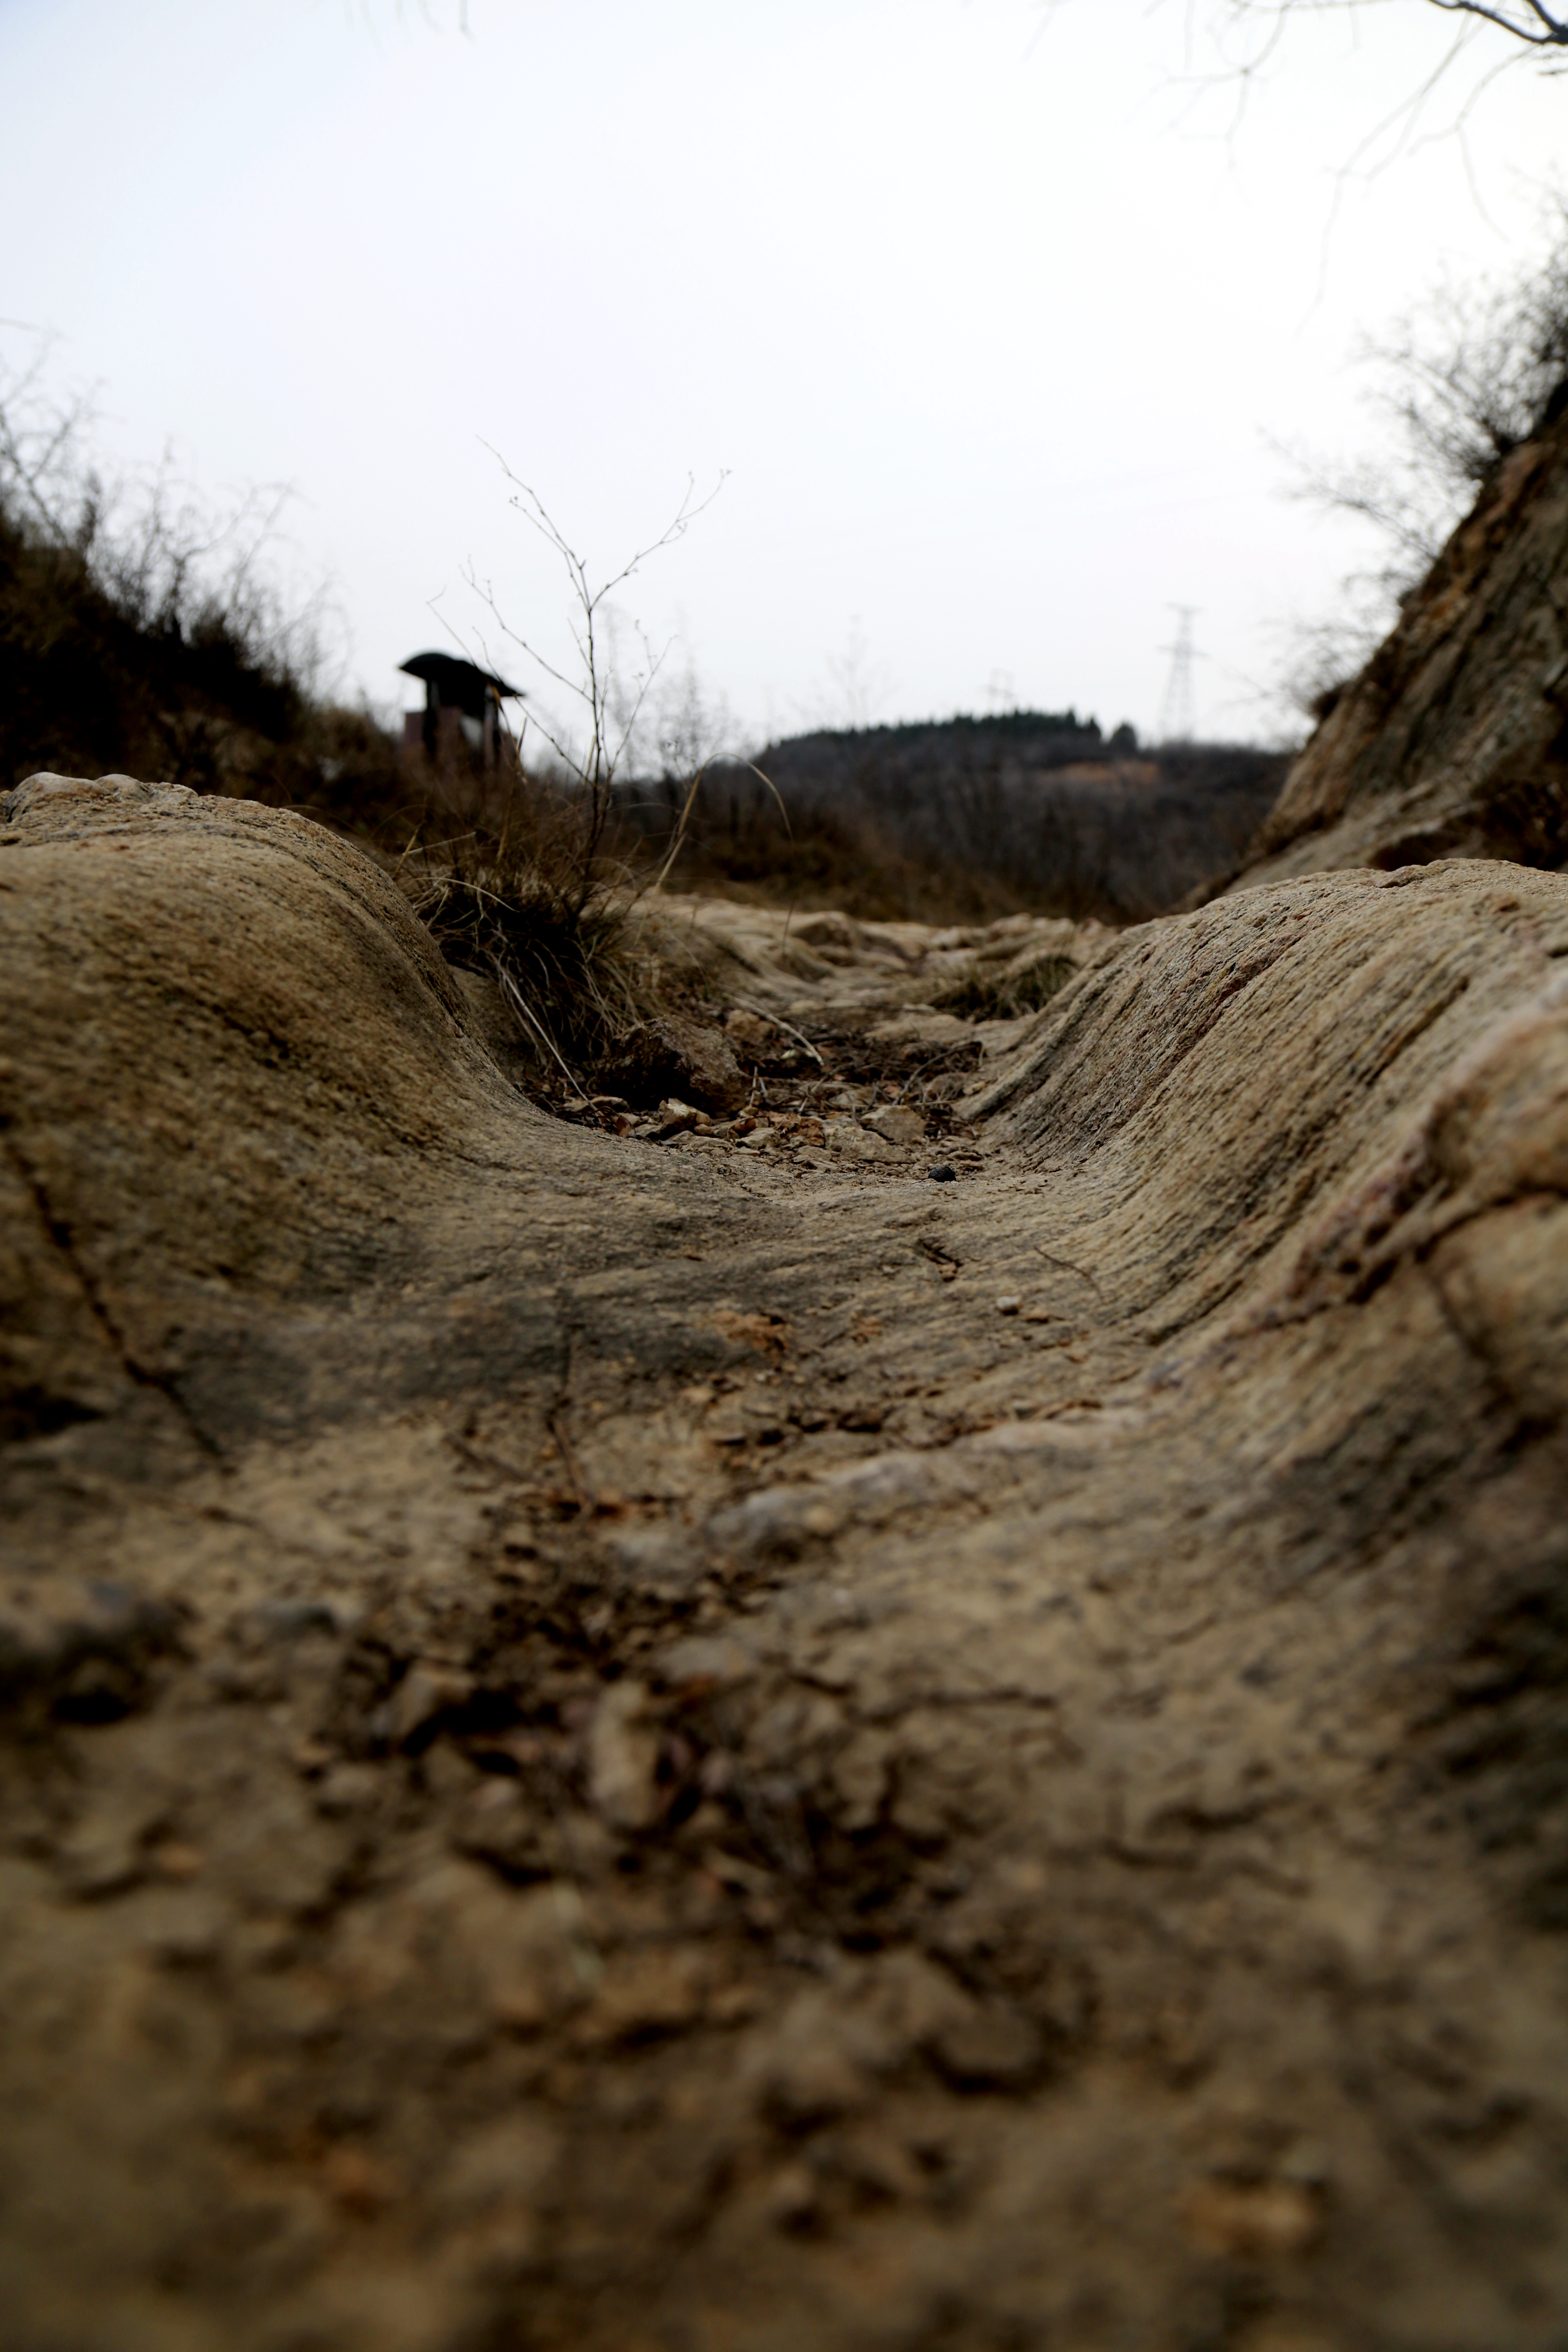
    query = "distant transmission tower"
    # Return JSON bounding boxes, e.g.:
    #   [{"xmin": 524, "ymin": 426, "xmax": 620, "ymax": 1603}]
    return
[{"xmin": 1157, "ymin": 605, "xmax": 1203, "ymax": 742}]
